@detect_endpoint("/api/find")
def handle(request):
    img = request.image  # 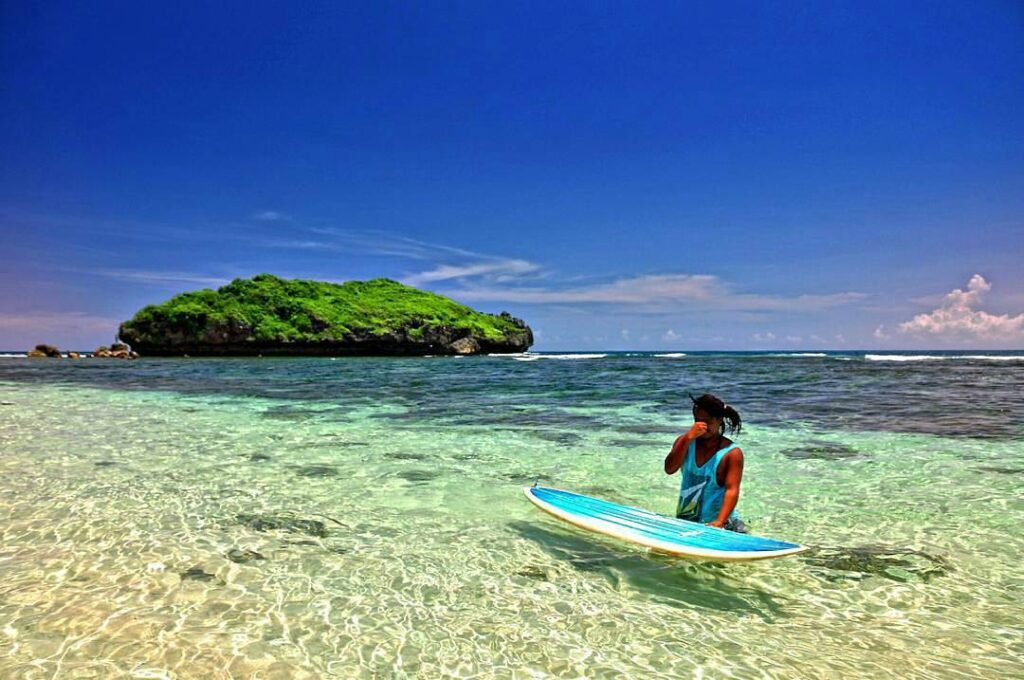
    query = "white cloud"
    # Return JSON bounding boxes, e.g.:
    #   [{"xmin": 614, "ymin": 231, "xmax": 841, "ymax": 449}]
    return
[
  {"xmin": 262, "ymin": 227, "xmax": 544, "ymax": 286},
  {"xmin": 88, "ymin": 269, "xmax": 230, "ymax": 288},
  {"xmin": 449, "ymin": 274, "xmax": 718, "ymax": 304},
  {"xmin": 253, "ymin": 210, "xmax": 289, "ymax": 222},
  {"xmin": 258, "ymin": 224, "xmax": 865, "ymax": 313},
  {"xmin": 753, "ymin": 332, "xmax": 776, "ymax": 342},
  {"xmin": 445, "ymin": 274, "xmax": 863, "ymax": 311},
  {"xmin": 785, "ymin": 335, "xmax": 802, "ymax": 343},
  {"xmin": 662, "ymin": 329, "xmax": 681, "ymax": 342},
  {"xmin": 403, "ymin": 259, "xmax": 541, "ymax": 286},
  {"xmin": 302, "ymin": 228, "xmax": 489, "ymax": 262},
  {"xmin": 620, "ymin": 329, "xmax": 631, "ymax": 340},
  {"xmin": 0, "ymin": 311, "xmax": 119, "ymax": 333},
  {"xmin": 873, "ymin": 325, "xmax": 889, "ymax": 340},
  {"xmin": 897, "ymin": 275, "xmax": 1024, "ymax": 341}
]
